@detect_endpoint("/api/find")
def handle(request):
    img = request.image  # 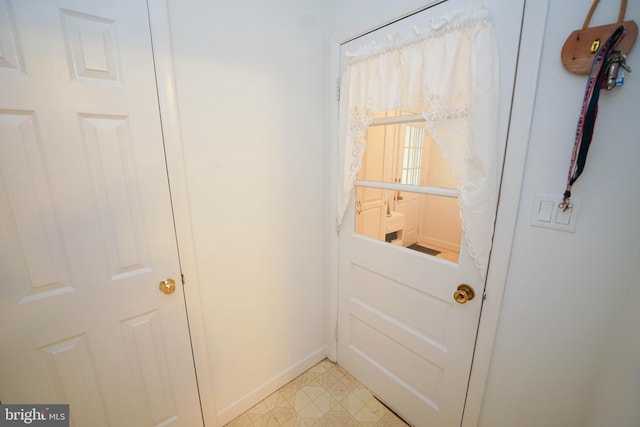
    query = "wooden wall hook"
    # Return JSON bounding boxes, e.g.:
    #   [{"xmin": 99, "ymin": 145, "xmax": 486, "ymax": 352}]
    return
[
  {"xmin": 561, "ymin": 21, "xmax": 638, "ymax": 74},
  {"xmin": 561, "ymin": 0, "xmax": 637, "ymax": 75}
]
